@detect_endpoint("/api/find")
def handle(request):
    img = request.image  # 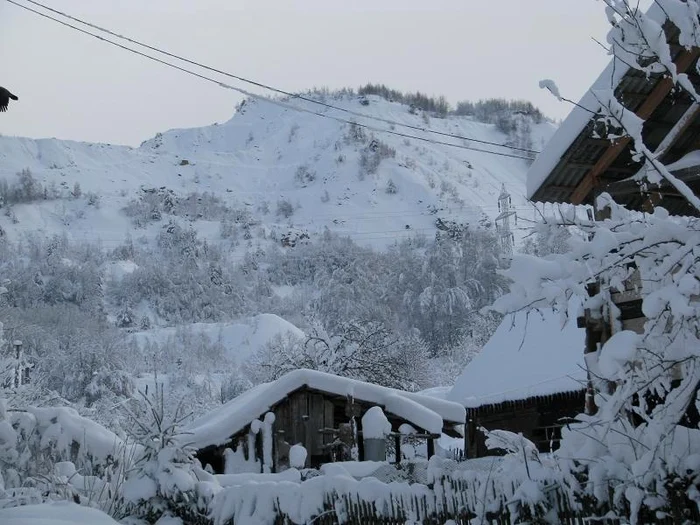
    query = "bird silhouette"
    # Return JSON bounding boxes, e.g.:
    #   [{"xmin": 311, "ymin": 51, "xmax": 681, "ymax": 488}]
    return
[{"xmin": 0, "ymin": 87, "xmax": 19, "ymax": 112}]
